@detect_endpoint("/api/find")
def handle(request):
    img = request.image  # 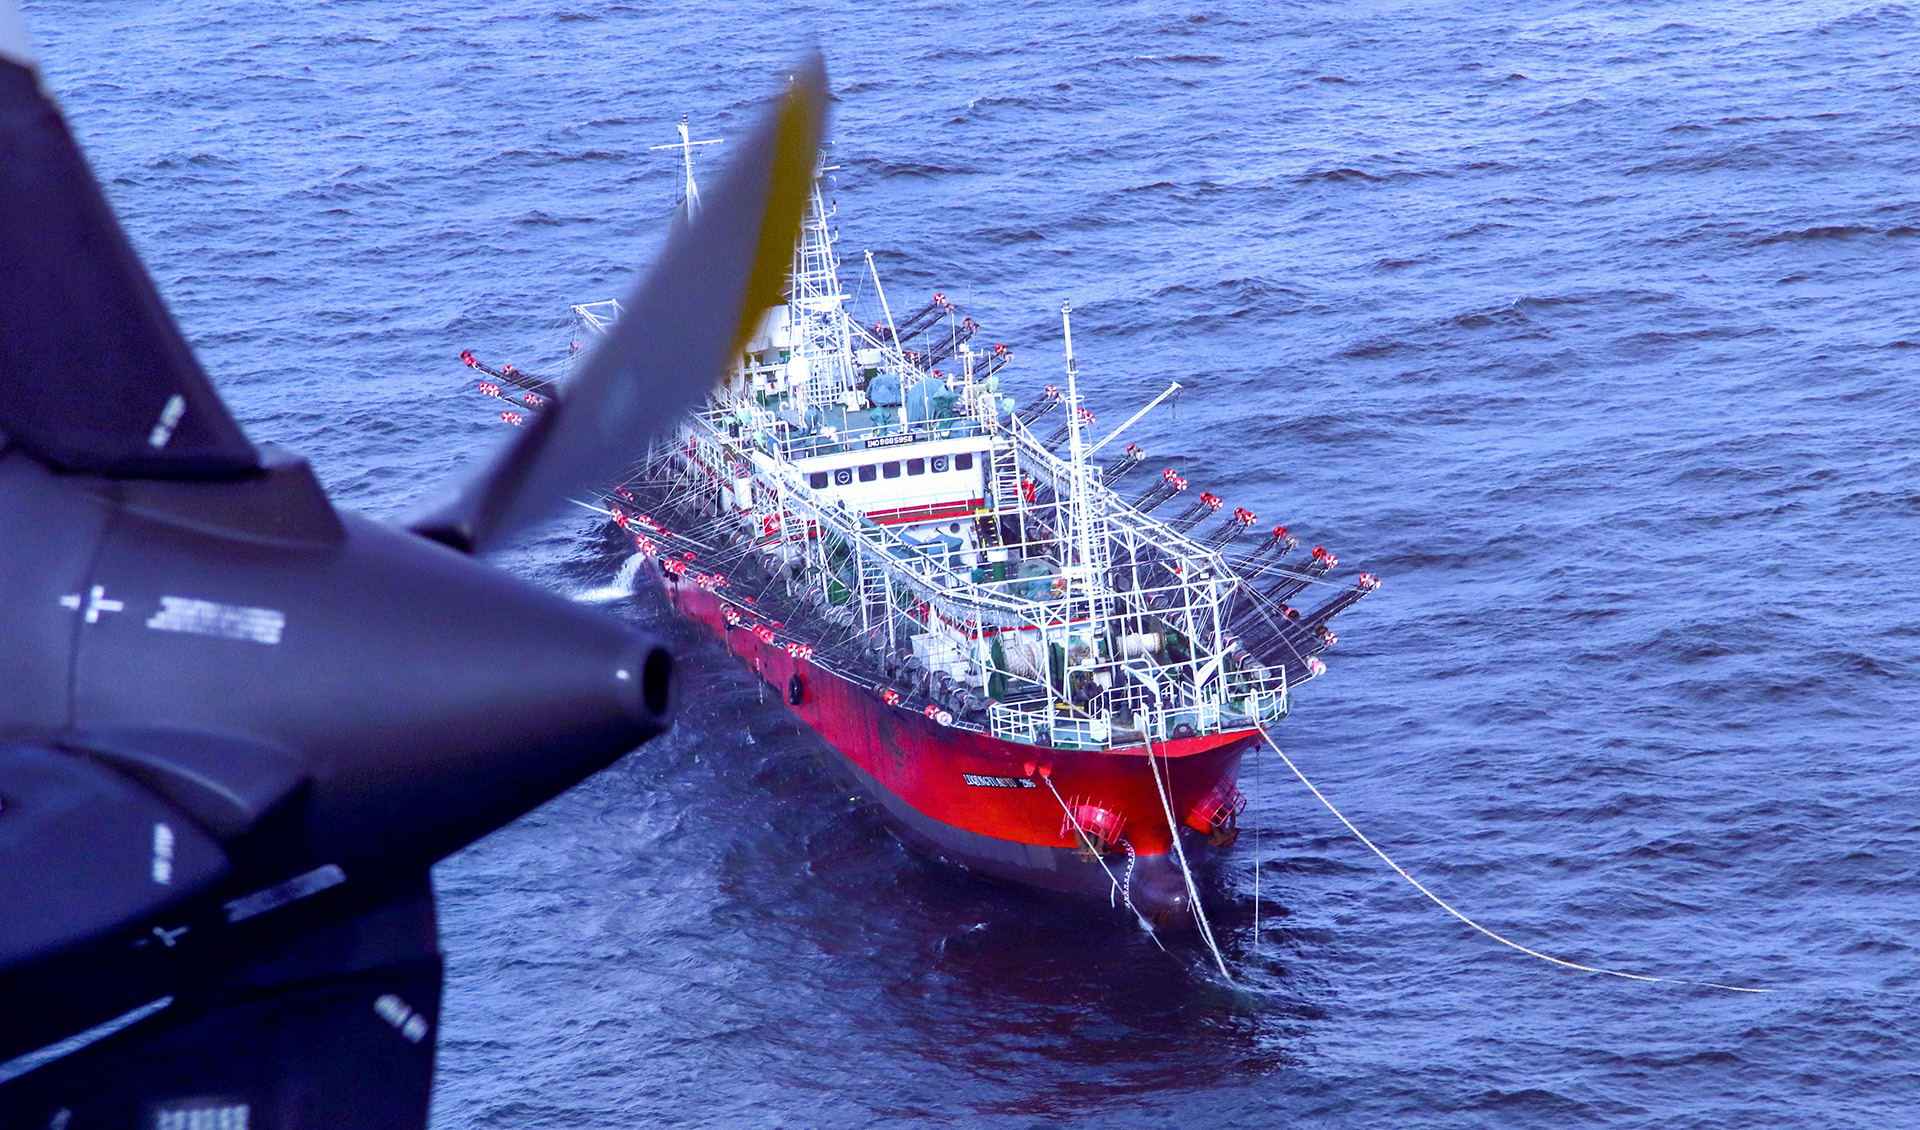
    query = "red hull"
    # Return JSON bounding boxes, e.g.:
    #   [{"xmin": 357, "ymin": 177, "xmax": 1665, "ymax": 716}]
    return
[{"xmin": 654, "ymin": 566, "xmax": 1253, "ymax": 924}]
